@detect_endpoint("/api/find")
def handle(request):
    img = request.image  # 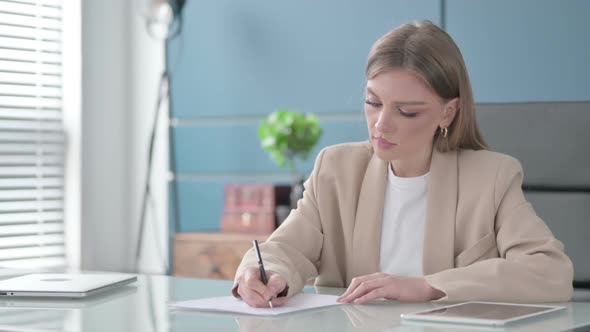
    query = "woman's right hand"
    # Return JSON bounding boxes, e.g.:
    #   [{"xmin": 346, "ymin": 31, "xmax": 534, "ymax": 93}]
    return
[{"xmin": 235, "ymin": 266, "xmax": 289, "ymax": 308}]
